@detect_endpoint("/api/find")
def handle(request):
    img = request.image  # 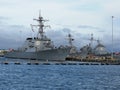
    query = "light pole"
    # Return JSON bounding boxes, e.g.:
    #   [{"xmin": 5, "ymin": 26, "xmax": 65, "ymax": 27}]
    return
[{"xmin": 112, "ymin": 16, "xmax": 114, "ymax": 59}]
